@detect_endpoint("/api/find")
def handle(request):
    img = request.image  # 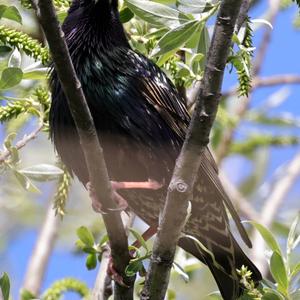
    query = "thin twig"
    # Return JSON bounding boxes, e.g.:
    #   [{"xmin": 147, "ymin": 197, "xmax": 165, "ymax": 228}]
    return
[
  {"xmin": 33, "ymin": 0, "xmax": 134, "ymax": 298},
  {"xmin": 141, "ymin": 0, "xmax": 244, "ymax": 298},
  {"xmin": 92, "ymin": 212, "xmax": 135, "ymax": 300},
  {"xmin": 0, "ymin": 123, "xmax": 43, "ymax": 164},
  {"xmin": 22, "ymin": 202, "xmax": 60, "ymax": 296},
  {"xmin": 223, "ymin": 74, "xmax": 300, "ymax": 98},
  {"xmin": 252, "ymin": 151, "xmax": 300, "ymax": 275}
]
